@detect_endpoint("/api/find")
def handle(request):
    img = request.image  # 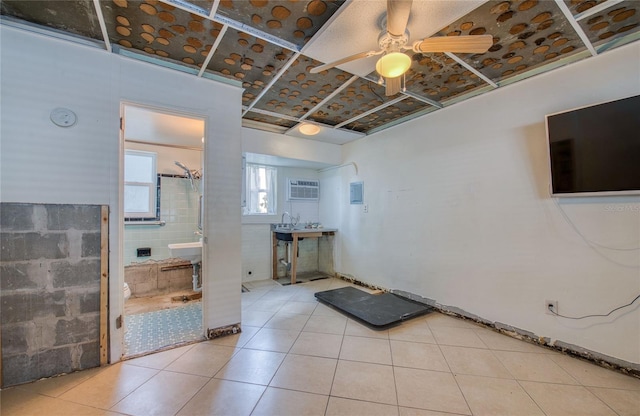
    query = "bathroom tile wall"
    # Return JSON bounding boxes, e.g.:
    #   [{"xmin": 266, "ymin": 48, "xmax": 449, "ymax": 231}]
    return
[{"xmin": 124, "ymin": 176, "xmax": 200, "ymax": 266}]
